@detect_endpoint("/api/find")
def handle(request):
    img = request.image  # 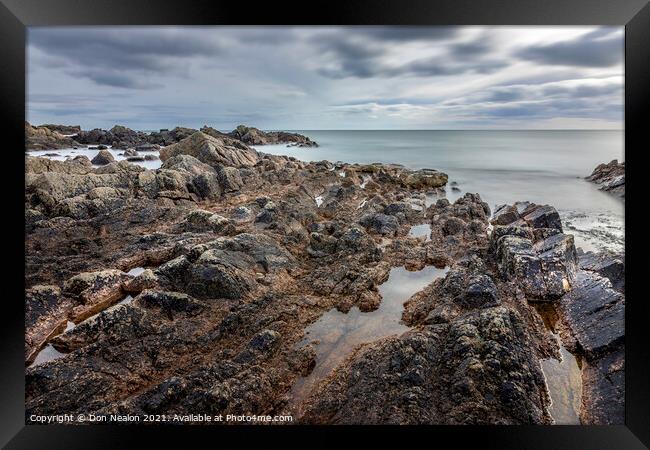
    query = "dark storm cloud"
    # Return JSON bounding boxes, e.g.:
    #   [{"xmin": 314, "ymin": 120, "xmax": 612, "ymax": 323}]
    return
[
  {"xmin": 515, "ymin": 27, "xmax": 623, "ymax": 67},
  {"xmin": 27, "ymin": 26, "xmax": 624, "ymax": 129},
  {"xmin": 314, "ymin": 30, "xmax": 504, "ymax": 79},
  {"xmin": 29, "ymin": 28, "xmax": 224, "ymax": 89}
]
